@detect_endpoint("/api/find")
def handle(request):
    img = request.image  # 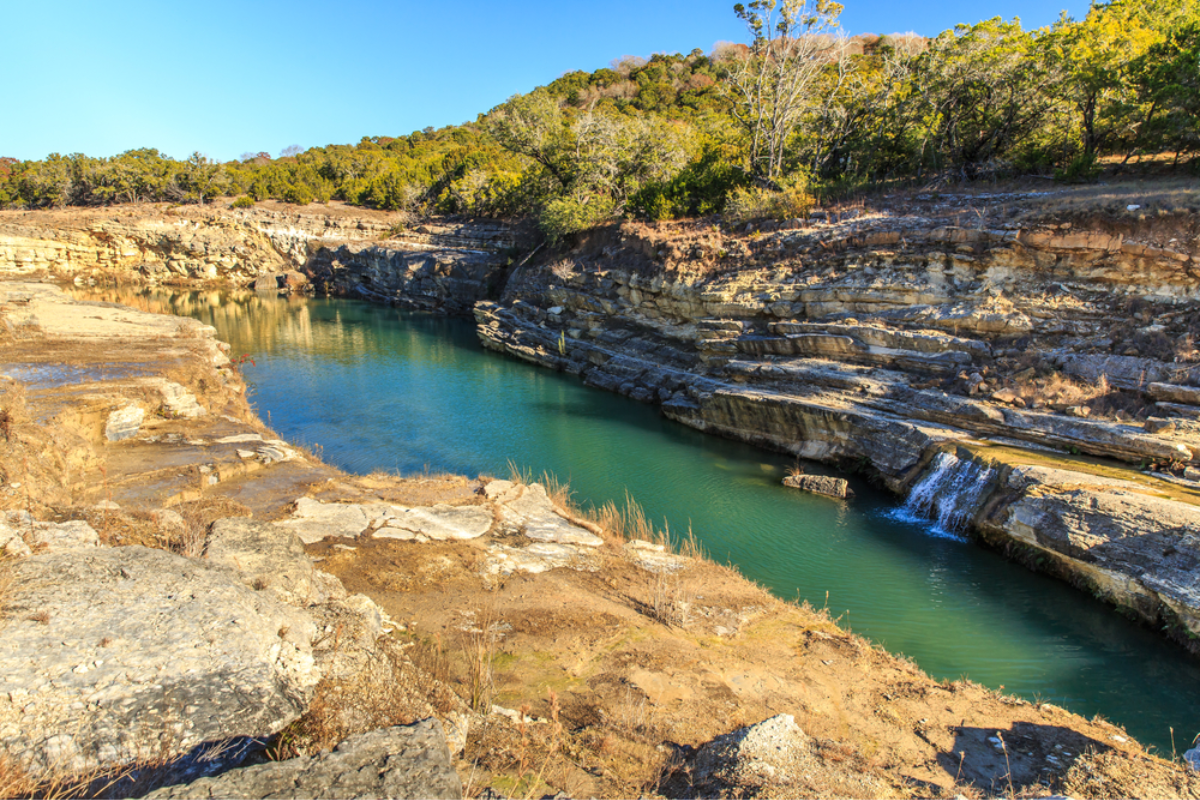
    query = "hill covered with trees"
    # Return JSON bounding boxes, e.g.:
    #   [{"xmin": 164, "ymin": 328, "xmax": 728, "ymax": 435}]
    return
[{"xmin": 2, "ymin": 0, "xmax": 1196, "ymax": 241}]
